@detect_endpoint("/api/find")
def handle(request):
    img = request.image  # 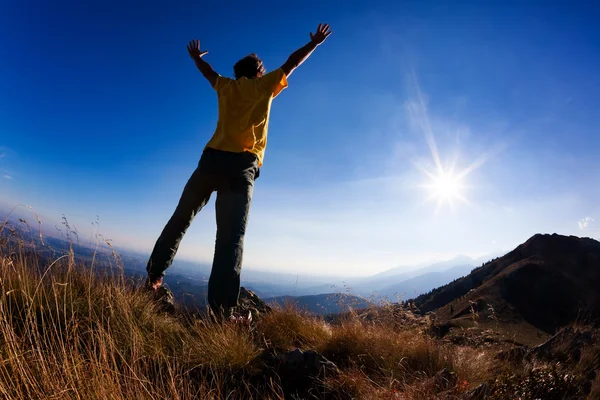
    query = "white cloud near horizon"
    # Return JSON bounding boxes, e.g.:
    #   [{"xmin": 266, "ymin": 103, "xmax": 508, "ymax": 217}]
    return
[{"xmin": 578, "ymin": 217, "xmax": 594, "ymax": 231}]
